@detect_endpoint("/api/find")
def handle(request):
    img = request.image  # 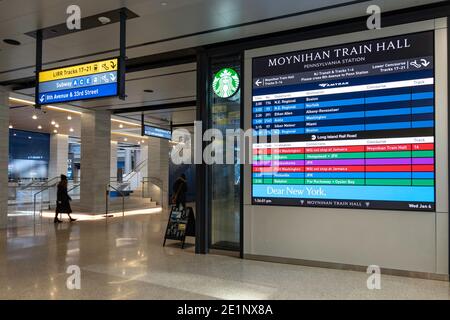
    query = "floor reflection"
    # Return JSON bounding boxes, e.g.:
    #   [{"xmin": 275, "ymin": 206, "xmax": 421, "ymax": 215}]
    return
[{"xmin": 0, "ymin": 212, "xmax": 449, "ymax": 300}]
